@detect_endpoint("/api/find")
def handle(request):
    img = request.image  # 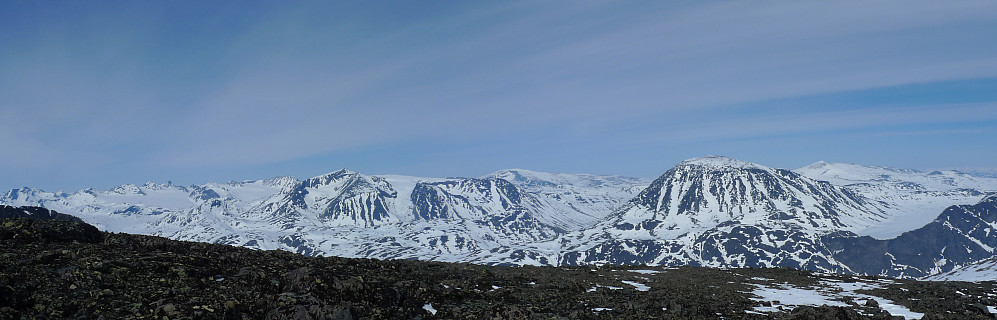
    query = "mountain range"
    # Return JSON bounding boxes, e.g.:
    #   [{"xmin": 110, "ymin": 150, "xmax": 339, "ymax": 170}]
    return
[{"xmin": 4, "ymin": 156, "xmax": 996, "ymax": 280}]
